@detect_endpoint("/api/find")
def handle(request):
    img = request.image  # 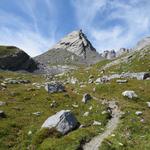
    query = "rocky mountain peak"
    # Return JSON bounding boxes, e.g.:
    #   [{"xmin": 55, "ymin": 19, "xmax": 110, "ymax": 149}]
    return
[{"xmin": 52, "ymin": 30, "xmax": 96, "ymax": 59}]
